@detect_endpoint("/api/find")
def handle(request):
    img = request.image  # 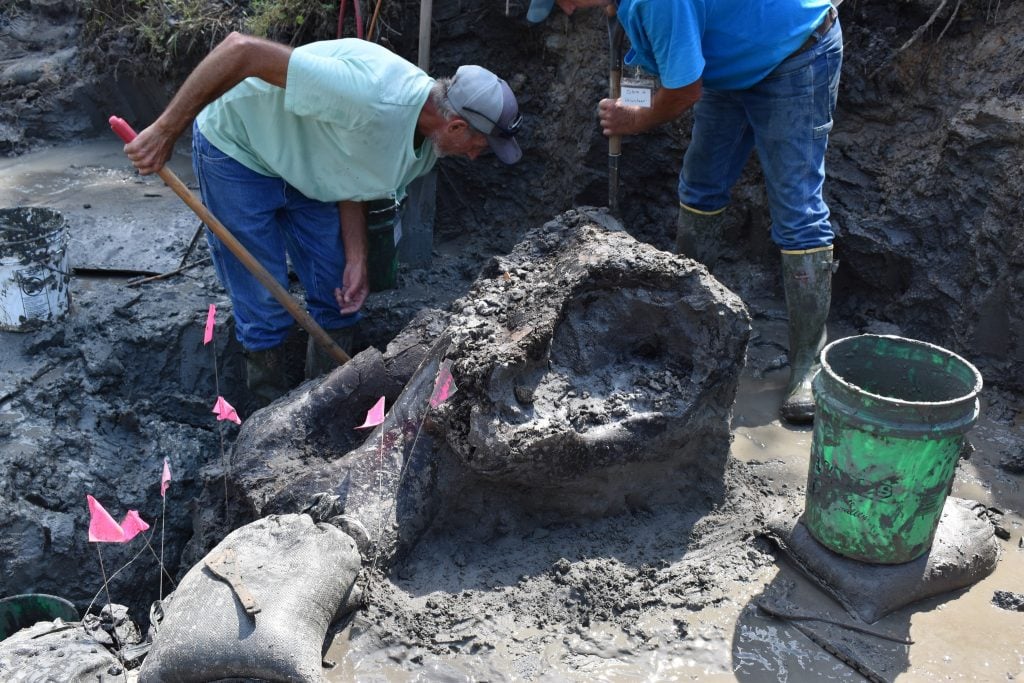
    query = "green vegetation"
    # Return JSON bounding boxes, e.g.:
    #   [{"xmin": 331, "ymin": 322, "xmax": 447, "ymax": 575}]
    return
[
  {"xmin": 81, "ymin": 0, "xmax": 346, "ymax": 77},
  {"xmin": 82, "ymin": 0, "xmax": 242, "ymax": 76},
  {"xmin": 246, "ymin": 0, "xmax": 338, "ymax": 45}
]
